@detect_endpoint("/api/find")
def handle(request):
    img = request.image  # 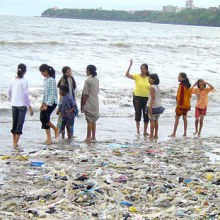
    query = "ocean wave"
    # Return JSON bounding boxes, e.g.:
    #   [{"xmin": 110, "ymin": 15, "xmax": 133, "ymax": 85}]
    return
[
  {"xmin": 73, "ymin": 32, "xmax": 94, "ymax": 36},
  {"xmin": 110, "ymin": 43, "xmax": 131, "ymax": 48},
  {"xmin": 0, "ymin": 40, "xmax": 63, "ymax": 46},
  {"xmin": 0, "ymin": 87, "xmax": 219, "ymax": 111}
]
